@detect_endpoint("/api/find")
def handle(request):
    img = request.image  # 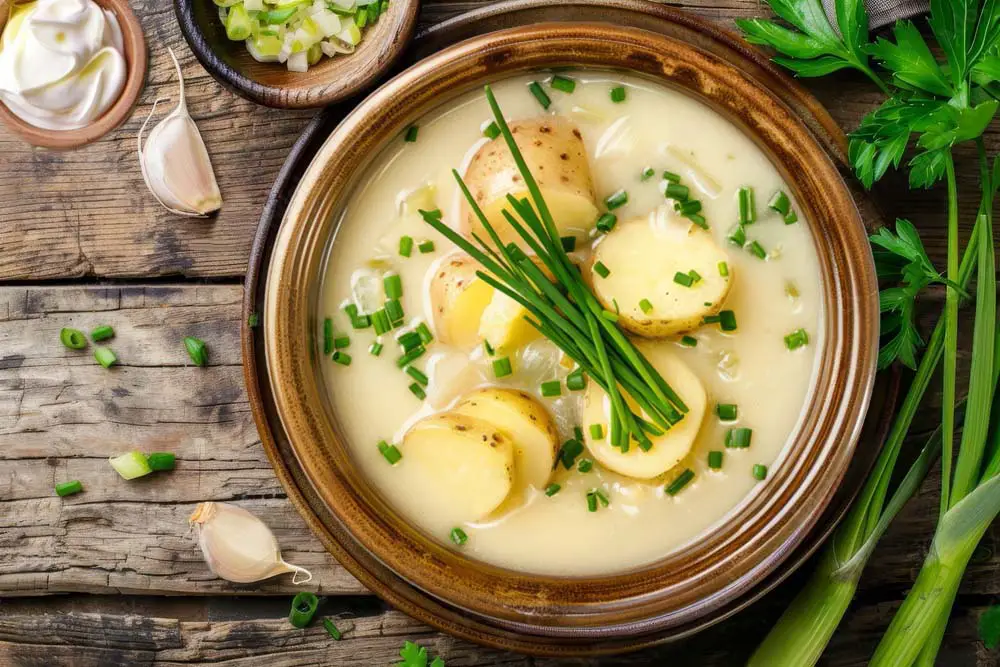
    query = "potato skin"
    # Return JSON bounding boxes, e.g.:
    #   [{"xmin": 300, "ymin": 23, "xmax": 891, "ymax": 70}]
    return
[
  {"xmin": 429, "ymin": 255, "xmax": 494, "ymax": 347},
  {"xmin": 461, "ymin": 117, "xmax": 599, "ymax": 245}
]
